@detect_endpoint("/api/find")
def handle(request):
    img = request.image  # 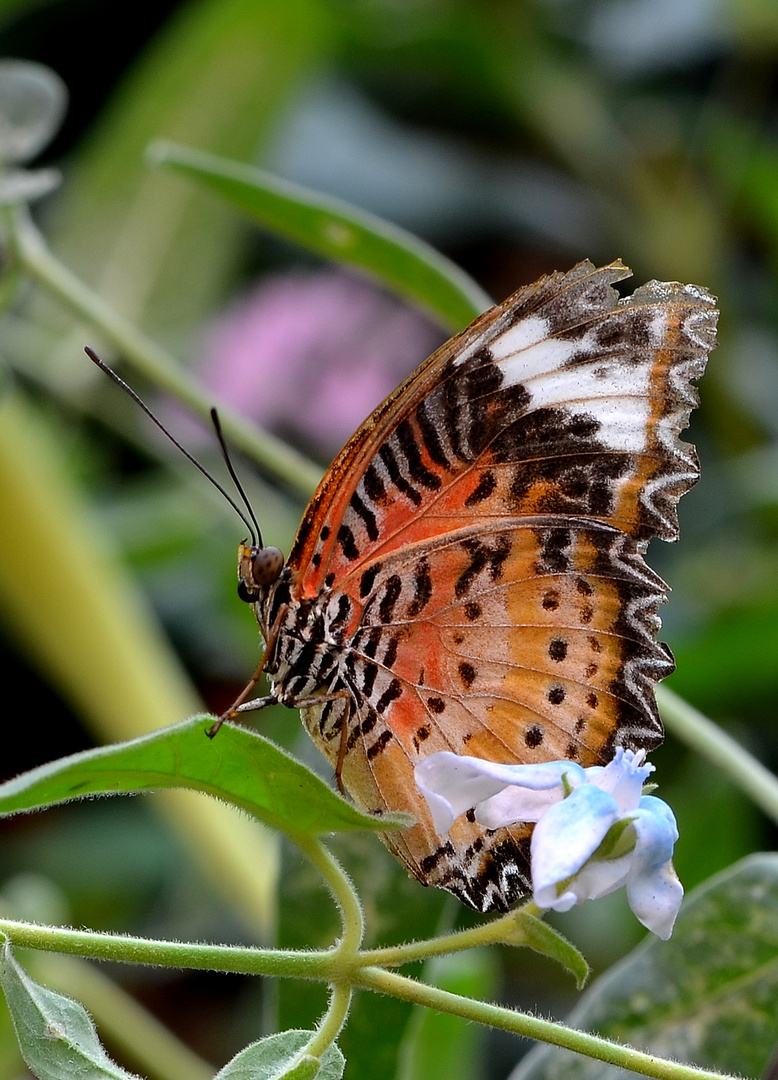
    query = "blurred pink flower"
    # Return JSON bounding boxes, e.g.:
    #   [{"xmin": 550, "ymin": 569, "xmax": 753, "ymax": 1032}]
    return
[{"xmin": 197, "ymin": 269, "xmax": 445, "ymax": 459}]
